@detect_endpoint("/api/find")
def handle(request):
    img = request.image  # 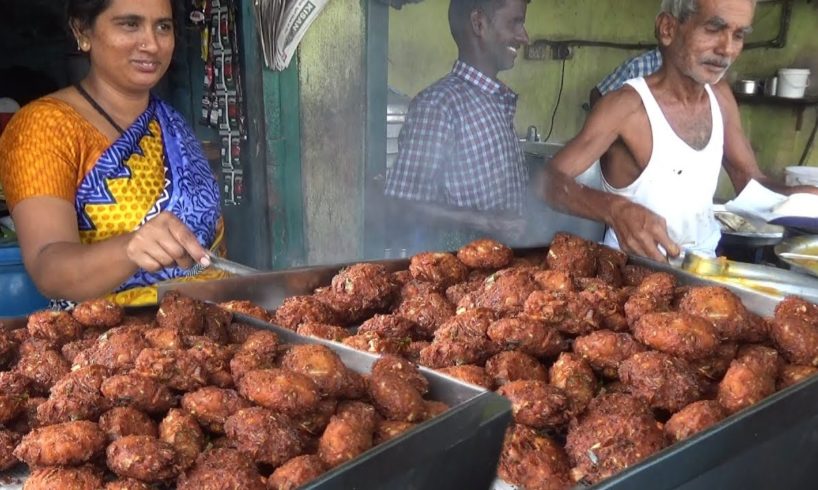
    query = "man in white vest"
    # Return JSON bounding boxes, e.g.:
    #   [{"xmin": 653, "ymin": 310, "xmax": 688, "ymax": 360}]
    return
[{"xmin": 542, "ymin": 0, "xmax": 817, "ymax": 262}]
